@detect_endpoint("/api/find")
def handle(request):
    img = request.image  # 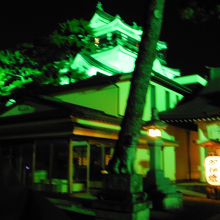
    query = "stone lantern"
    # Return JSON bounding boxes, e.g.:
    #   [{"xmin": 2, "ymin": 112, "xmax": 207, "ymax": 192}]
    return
[{"xmin": 143, "ymin": 108, "xmax": 182, "ymax": 210}]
